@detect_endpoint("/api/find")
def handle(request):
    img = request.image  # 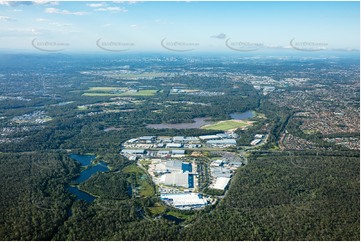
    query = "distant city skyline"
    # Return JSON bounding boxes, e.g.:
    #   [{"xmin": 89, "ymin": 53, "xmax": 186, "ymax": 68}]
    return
[{"xmin": 0, "ymin": 1, "xmax": 359, "ymax": 53}]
